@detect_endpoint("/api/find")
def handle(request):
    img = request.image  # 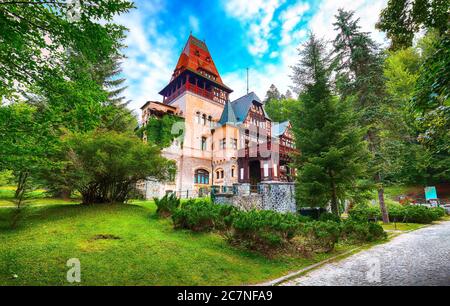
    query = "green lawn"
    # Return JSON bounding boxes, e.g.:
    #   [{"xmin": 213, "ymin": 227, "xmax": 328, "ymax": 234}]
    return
[
  {"xmin": 379, "ymin": 221, "xmax": 425, "ymax": 232},
  {"xmin": 1, "ymin": 200, "xmax": 361, "ymax": 286},
  {"xmin": 0, "ymin": 186, "xmax": 79, "ymax": 207}
]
